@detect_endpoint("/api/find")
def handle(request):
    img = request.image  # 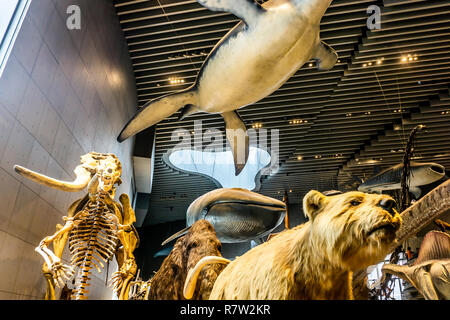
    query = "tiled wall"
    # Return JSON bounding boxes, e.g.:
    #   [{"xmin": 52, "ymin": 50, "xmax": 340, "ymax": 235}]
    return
[{"xmin": 0, "ymin": 0, "xmax": 137, "ymax": 299}]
